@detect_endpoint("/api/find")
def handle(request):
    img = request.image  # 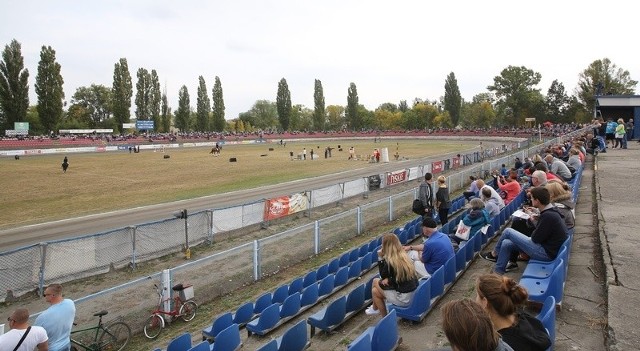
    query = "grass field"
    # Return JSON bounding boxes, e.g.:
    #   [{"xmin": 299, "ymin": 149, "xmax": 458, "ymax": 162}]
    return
[{"xmin": 0, "ymin": 139, "xmax": 477, "ymax": 229}]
